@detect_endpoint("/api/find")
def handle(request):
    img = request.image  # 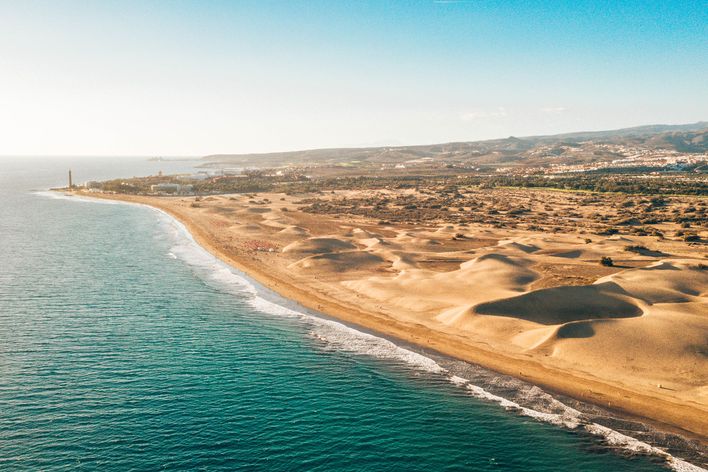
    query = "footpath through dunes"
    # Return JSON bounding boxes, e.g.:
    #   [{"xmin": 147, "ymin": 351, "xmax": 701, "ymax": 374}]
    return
[{"xmin": 85, "ymin": 189, "xmax": 708, "ymax": 441}]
